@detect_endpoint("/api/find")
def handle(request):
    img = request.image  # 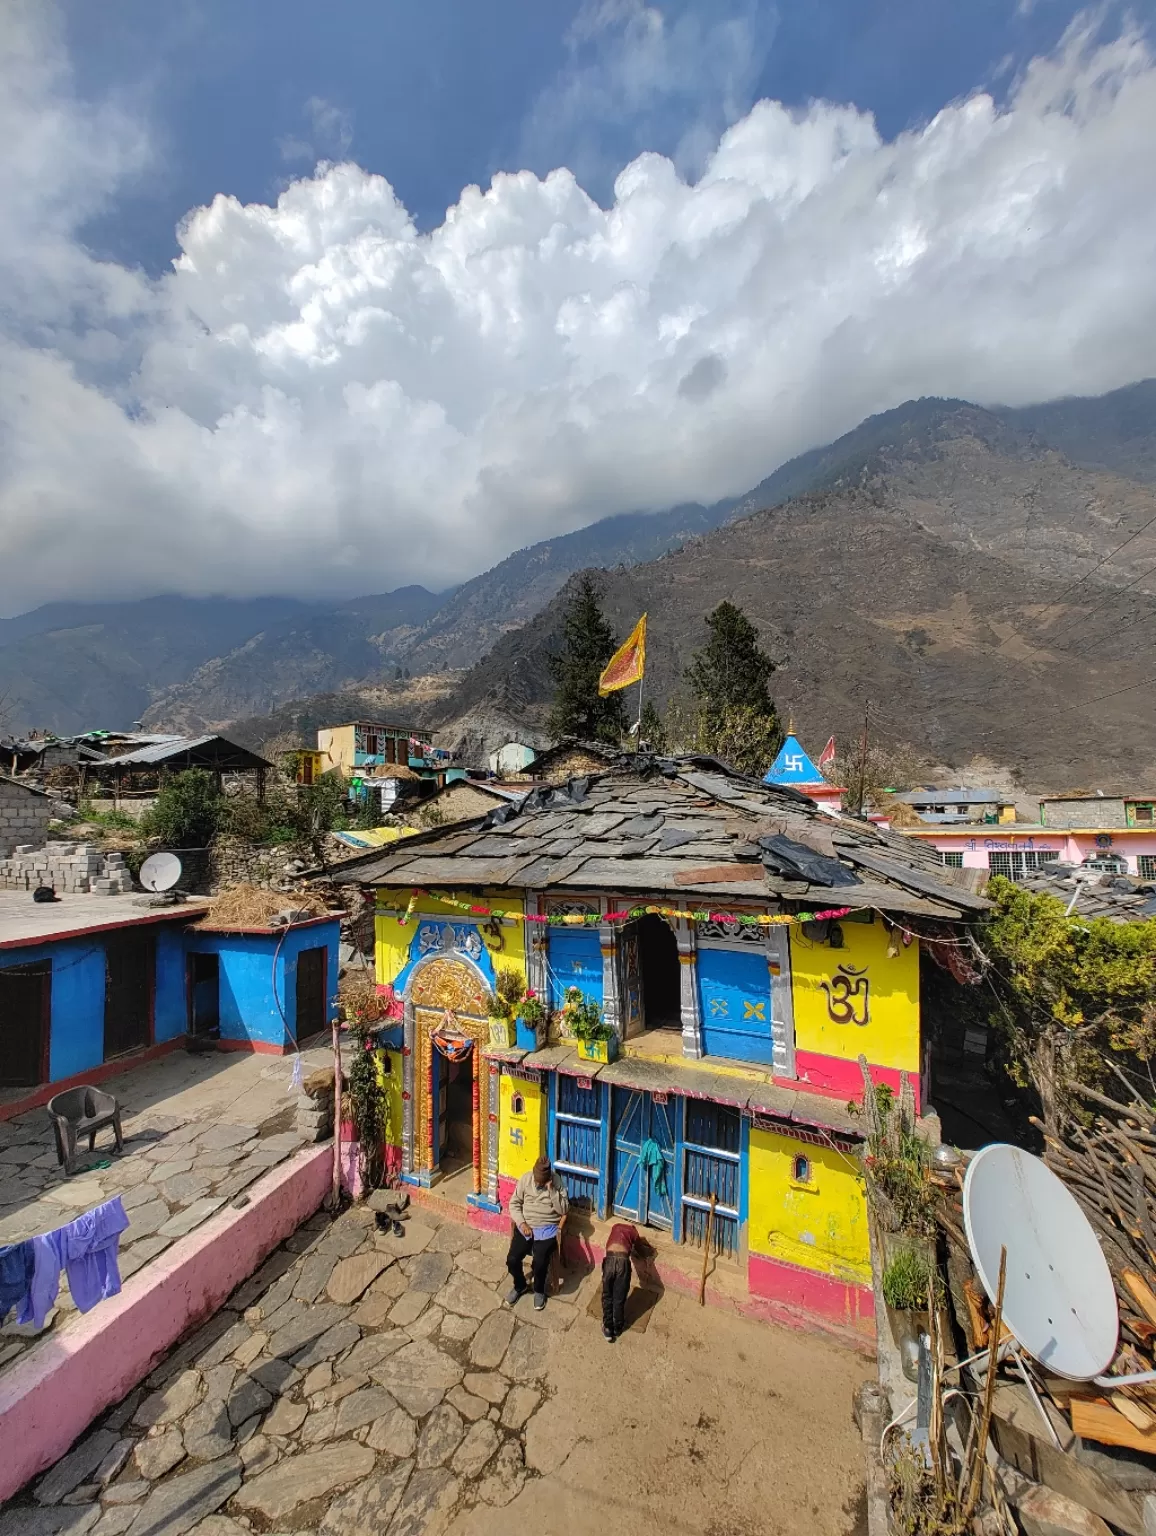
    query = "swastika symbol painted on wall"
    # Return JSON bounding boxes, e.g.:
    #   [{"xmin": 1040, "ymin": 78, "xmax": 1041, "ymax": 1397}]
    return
[
  {"xmin": 708, "ymin": 997, "xmax": 729, "ymax": 1017},
  {"xmin": 509, "ymin": 1127, "xmax": 524, "ymax": 1146},
  {"xmin": 784, "ymin": 754, "xmax": 805, "ymax": 772},
  {"xmin": 743, "ymin": 1000, "xmax": 766, "ymax": 1021}
]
